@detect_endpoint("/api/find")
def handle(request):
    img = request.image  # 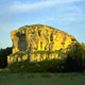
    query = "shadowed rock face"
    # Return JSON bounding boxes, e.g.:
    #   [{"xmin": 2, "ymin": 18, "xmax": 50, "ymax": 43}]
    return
[{"xmin": 8, "ymin": 24, "xmax": 78, "ymax": 64}]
